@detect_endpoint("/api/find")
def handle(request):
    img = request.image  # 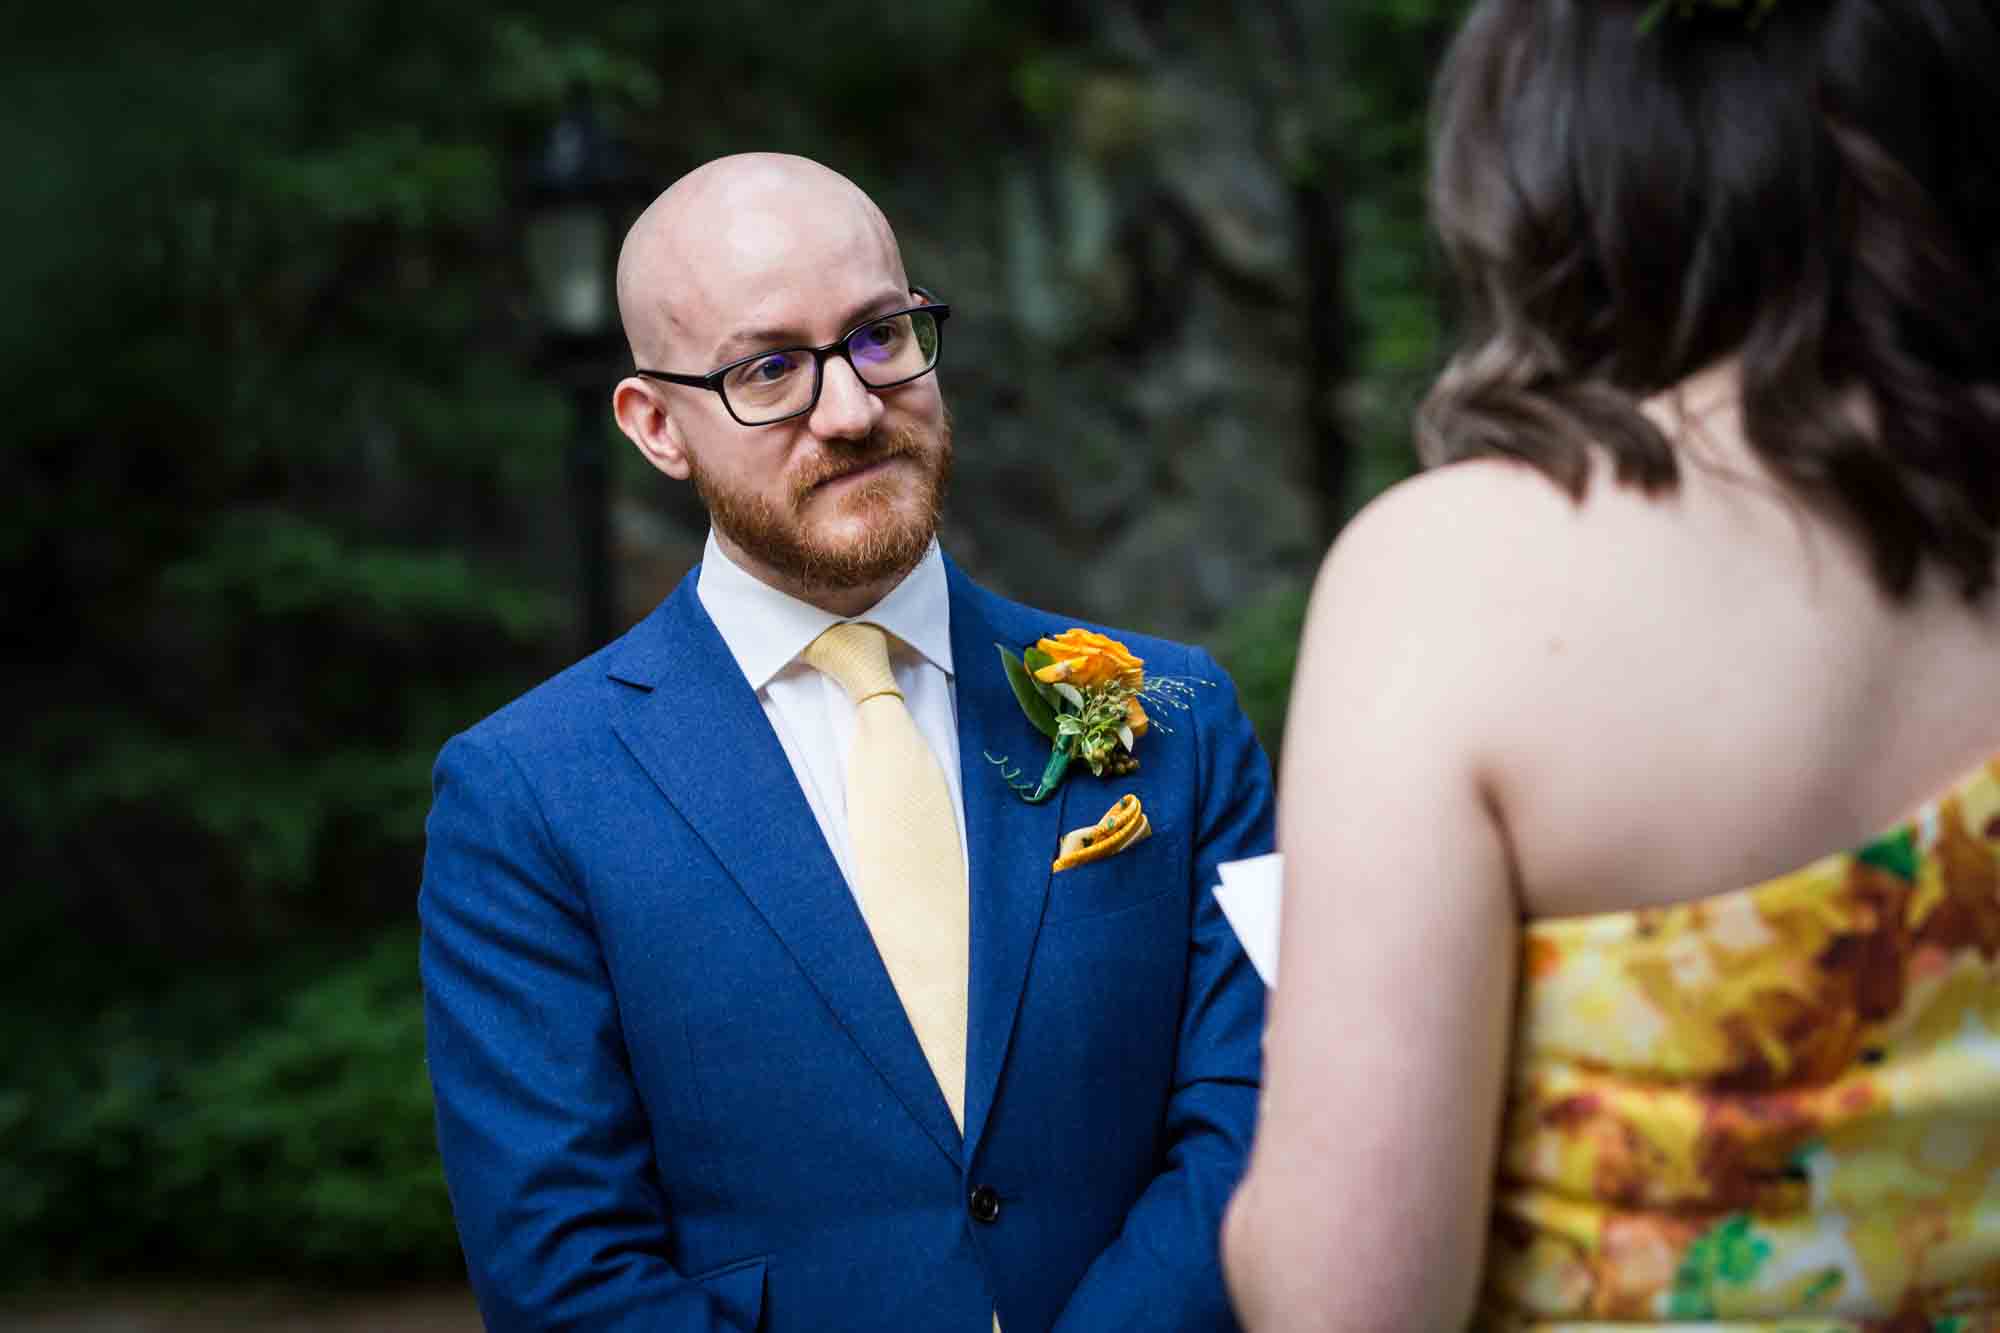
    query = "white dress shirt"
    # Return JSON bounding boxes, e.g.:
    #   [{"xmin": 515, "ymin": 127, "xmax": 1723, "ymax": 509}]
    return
[{"xmin": 696, "ymin": 531, "xmax": 967, "ymax": 895}]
